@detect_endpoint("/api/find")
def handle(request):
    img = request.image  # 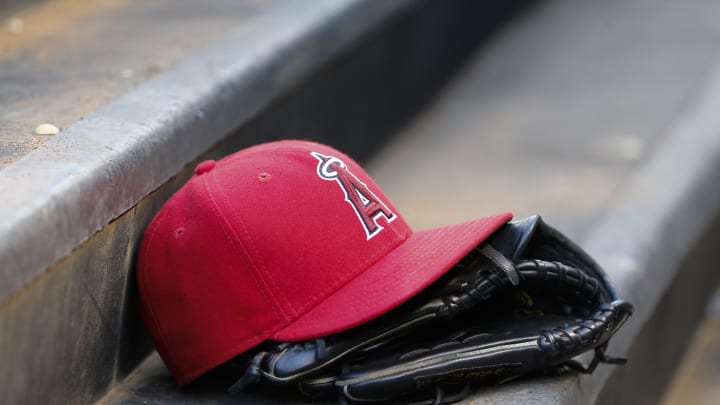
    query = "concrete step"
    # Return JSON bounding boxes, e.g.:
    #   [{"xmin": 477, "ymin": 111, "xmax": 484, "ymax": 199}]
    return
[
  {"xmin": 3, "ymin": 0, "xmax": 720, "ymax": 404},
  {"xmin": 0, "ymin": 0, "xmax": 282, "ymax": 170},
  {"xmin": 101, "ymin": 0, "xmax": 720, "ymax": 403},
  {"xmin": 367, "ymin": 1, "xmax": 720, "ymax": 402},
  {"xmin": 0, "ymin": 0, "xmax": 526, "ymax": 404}
]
